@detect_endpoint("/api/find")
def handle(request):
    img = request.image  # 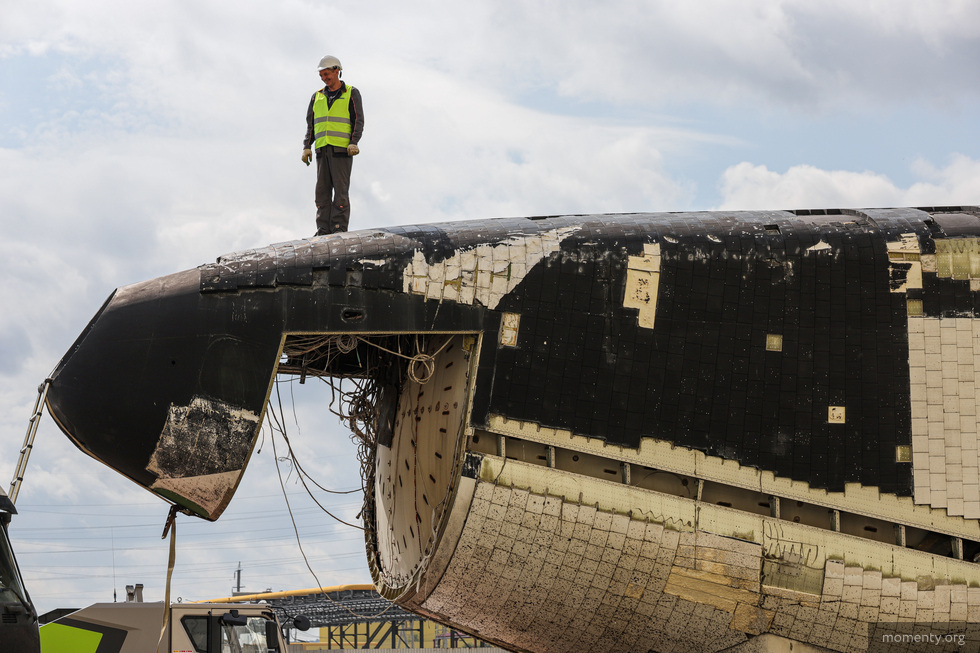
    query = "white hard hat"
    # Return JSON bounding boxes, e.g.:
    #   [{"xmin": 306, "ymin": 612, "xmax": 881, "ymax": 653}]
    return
[{"xmin": 318, "ymin": 55, "xmax": 342, "ymax": 71}]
